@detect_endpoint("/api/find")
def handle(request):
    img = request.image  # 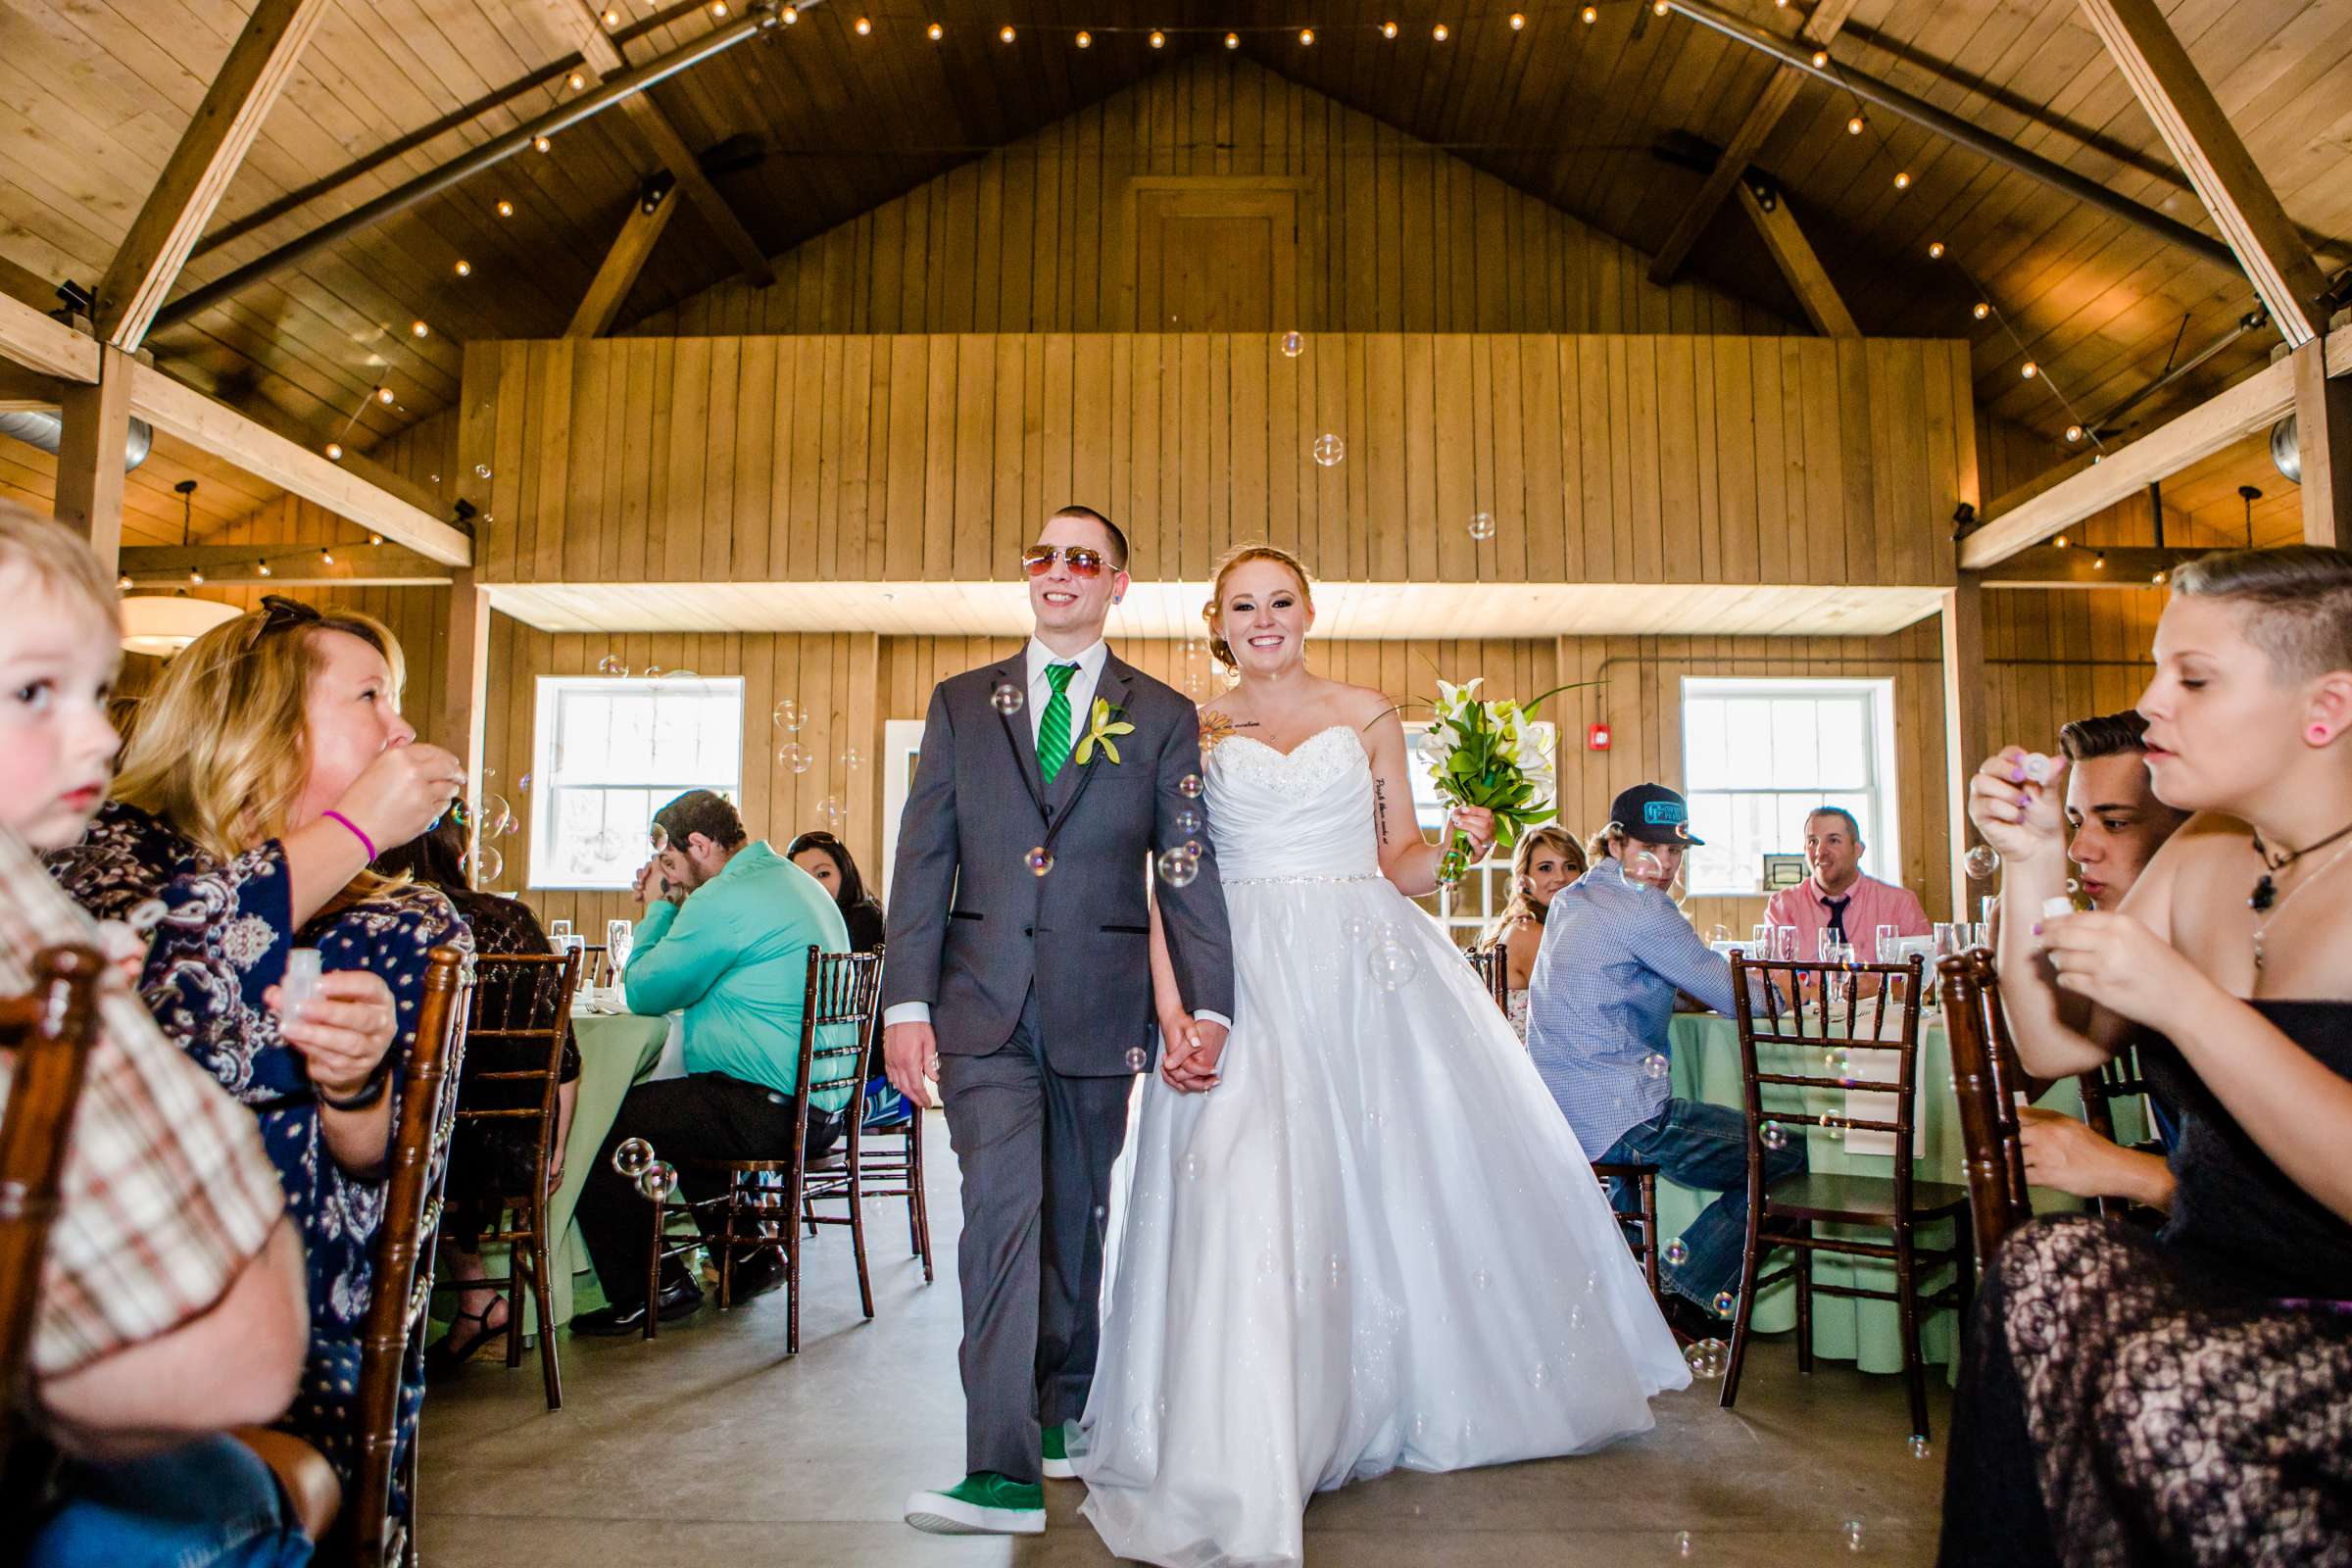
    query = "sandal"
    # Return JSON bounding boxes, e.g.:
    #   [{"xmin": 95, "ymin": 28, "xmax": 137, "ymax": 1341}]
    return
[{"xmin": 425, "ymin": 1296, "xmax": 509, "ymax": 1379}]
